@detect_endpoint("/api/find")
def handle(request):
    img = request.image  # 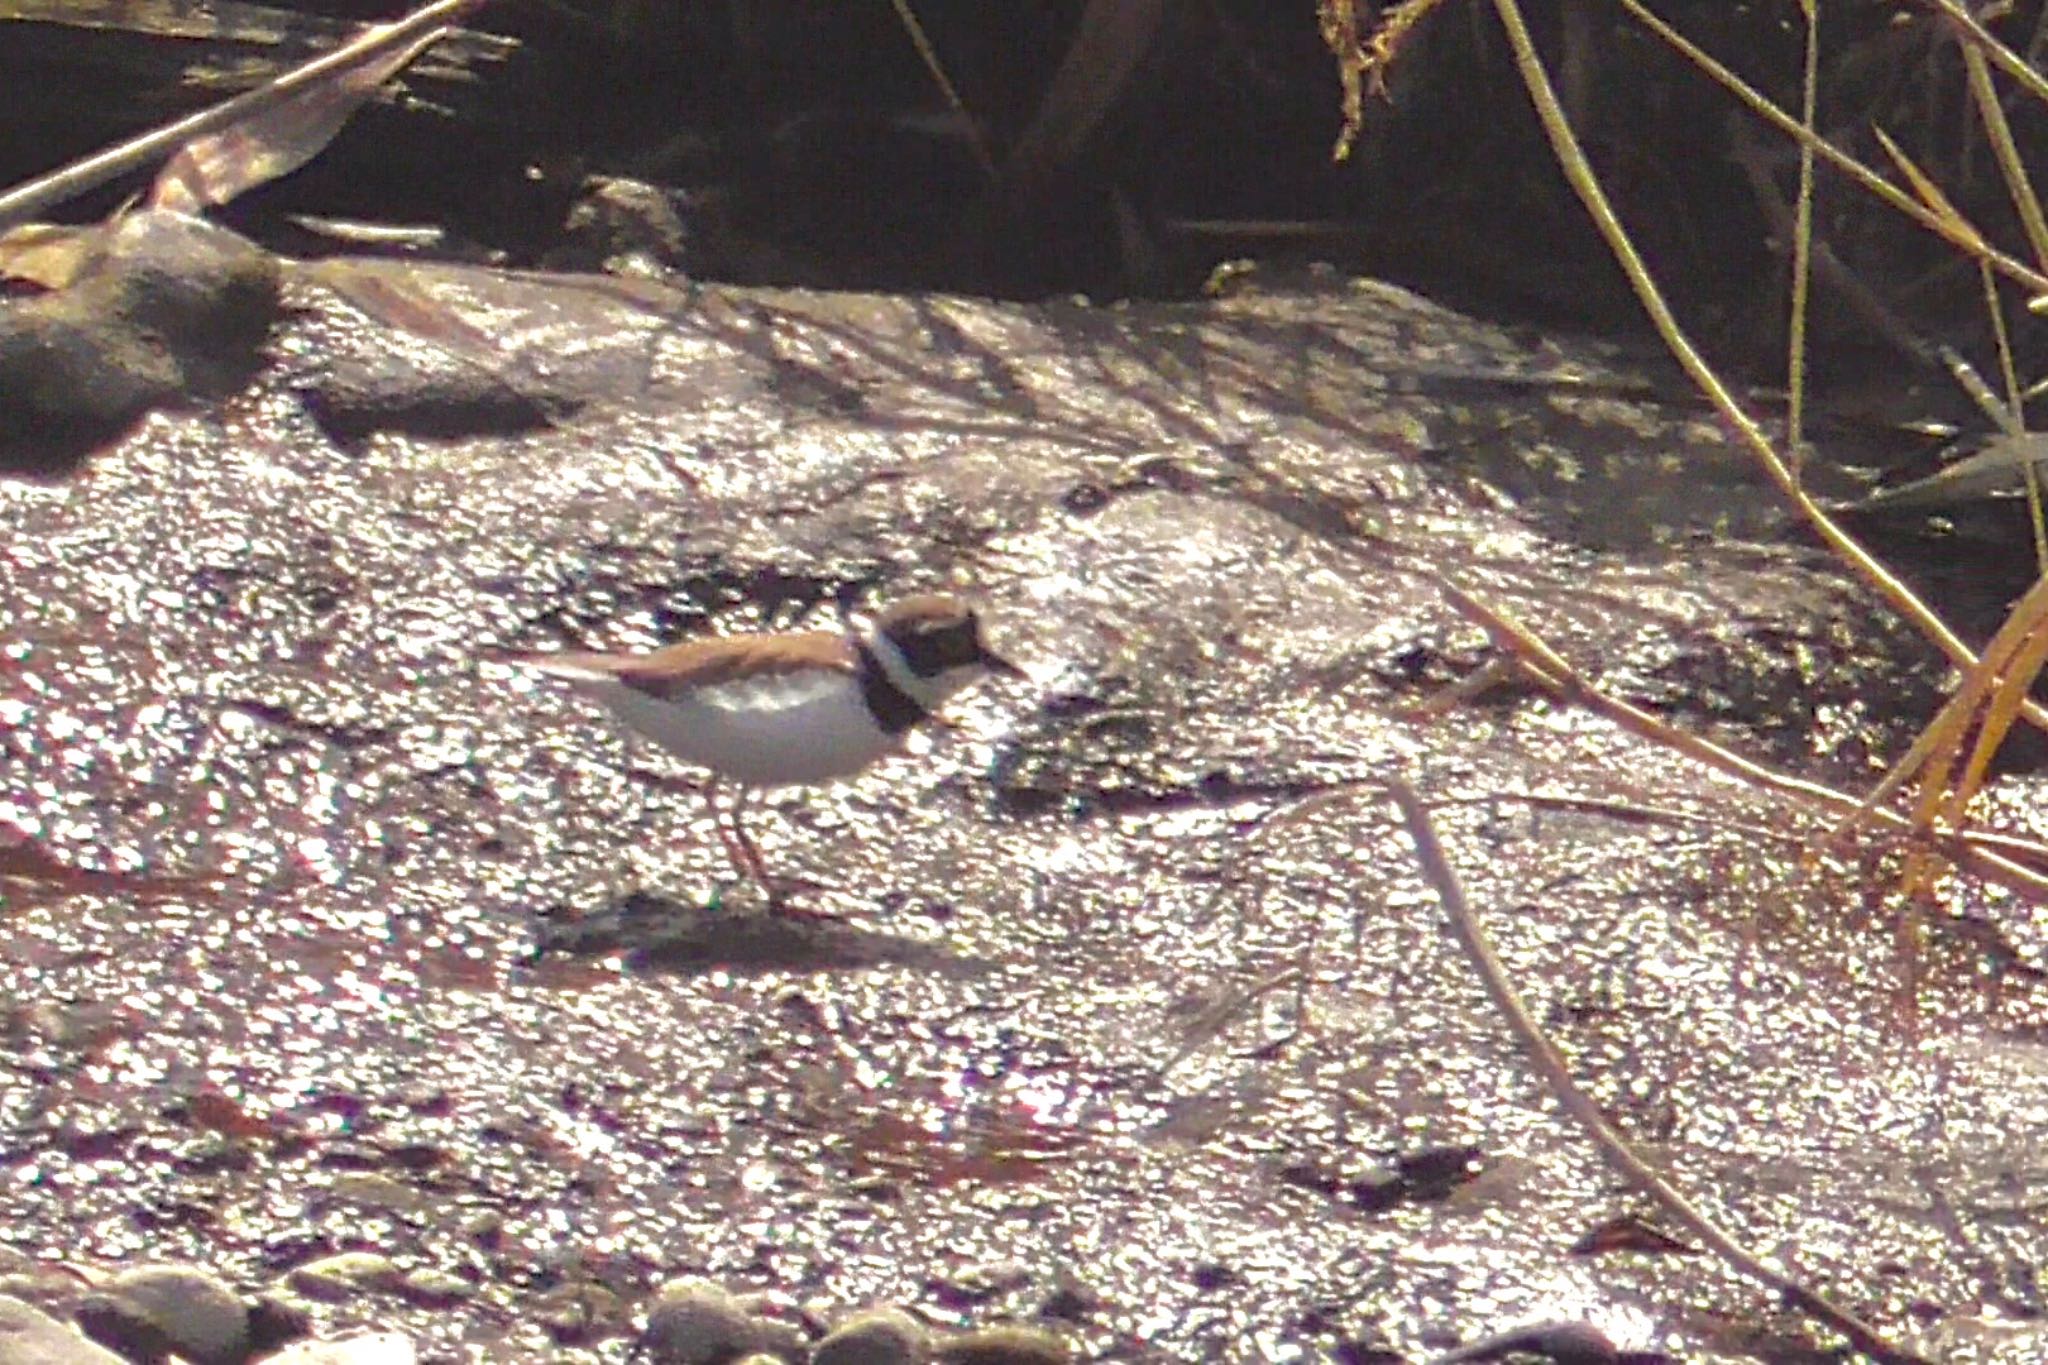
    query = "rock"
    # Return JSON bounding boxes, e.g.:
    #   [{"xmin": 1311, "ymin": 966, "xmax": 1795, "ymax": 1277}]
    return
[
  {"xmin": 395, "ymin": 1268, "xmax": 473, "ymax": 1308},
  {"xmin": 1033, "ymin": 1279, "xmax": 1100, "ymax": 1325},
  {"xmin": 637, "ymin": 1279, "xmax": 762, "ymax": 1364},
  {"xmin": 284, "ymin": 1253, "xmax": 405, "ymax": 1304},
  {"xmin": 934, "ymin": 1325, "xmax": 1070, "ymax": 1365},
  {"xmin": 0, "ymin": 210, "xmax": 280, "ymax": 479},
  {"xmin": 745, "ymin": 1316, "xmax": 809, "ymax": 1363},
  {"xmin": 531, "ymin": 1281, "xmax": 621, "ymax": 1343},
  {"xmin": 0, "ymin": 248, "xmax": 2001, "ymax": 1364},
  {"xmin": 293, "ymin": 335, "xmax": 560, "ymax": 446},
  {"xmin": 0, "ymin": 1253, "xmax": 78, "ymax": 1313},
  {"xmin": 325, "ymin": 1173, "xmax": 428, "ymax": 1217},
  {"xmin": 0, "ymin": 1294, "xmax": 127, "ymax": 1365},
  {"xmin": 1433, "ymin": 1321, "xmax": 1618, "ymax": 1364},
  {"xmin": 458, "ymin": 1210, "xmax": 504, "ymax": 1248},
  {"xmin": 929, "ymin": 1262, "xmax": 1031, "ymax": 1310},
  {"xmin": 557, "ymin": 176, "xmax": 691, "ymax": 278},
  {"xmin": 245, "ymin": 1294, "xmax": 313, "ymax": 1356},
  {"xmin": 258, "ymin": 1333, "xmax": 418, "ymax": 1365},
  {"xmin": 73, "ymin": 1263, "xmax": 249, "ymax": 1365},
  {"xmin": 813, "ymin": 1308, "xmax": 931, "ymax": 1365}
]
